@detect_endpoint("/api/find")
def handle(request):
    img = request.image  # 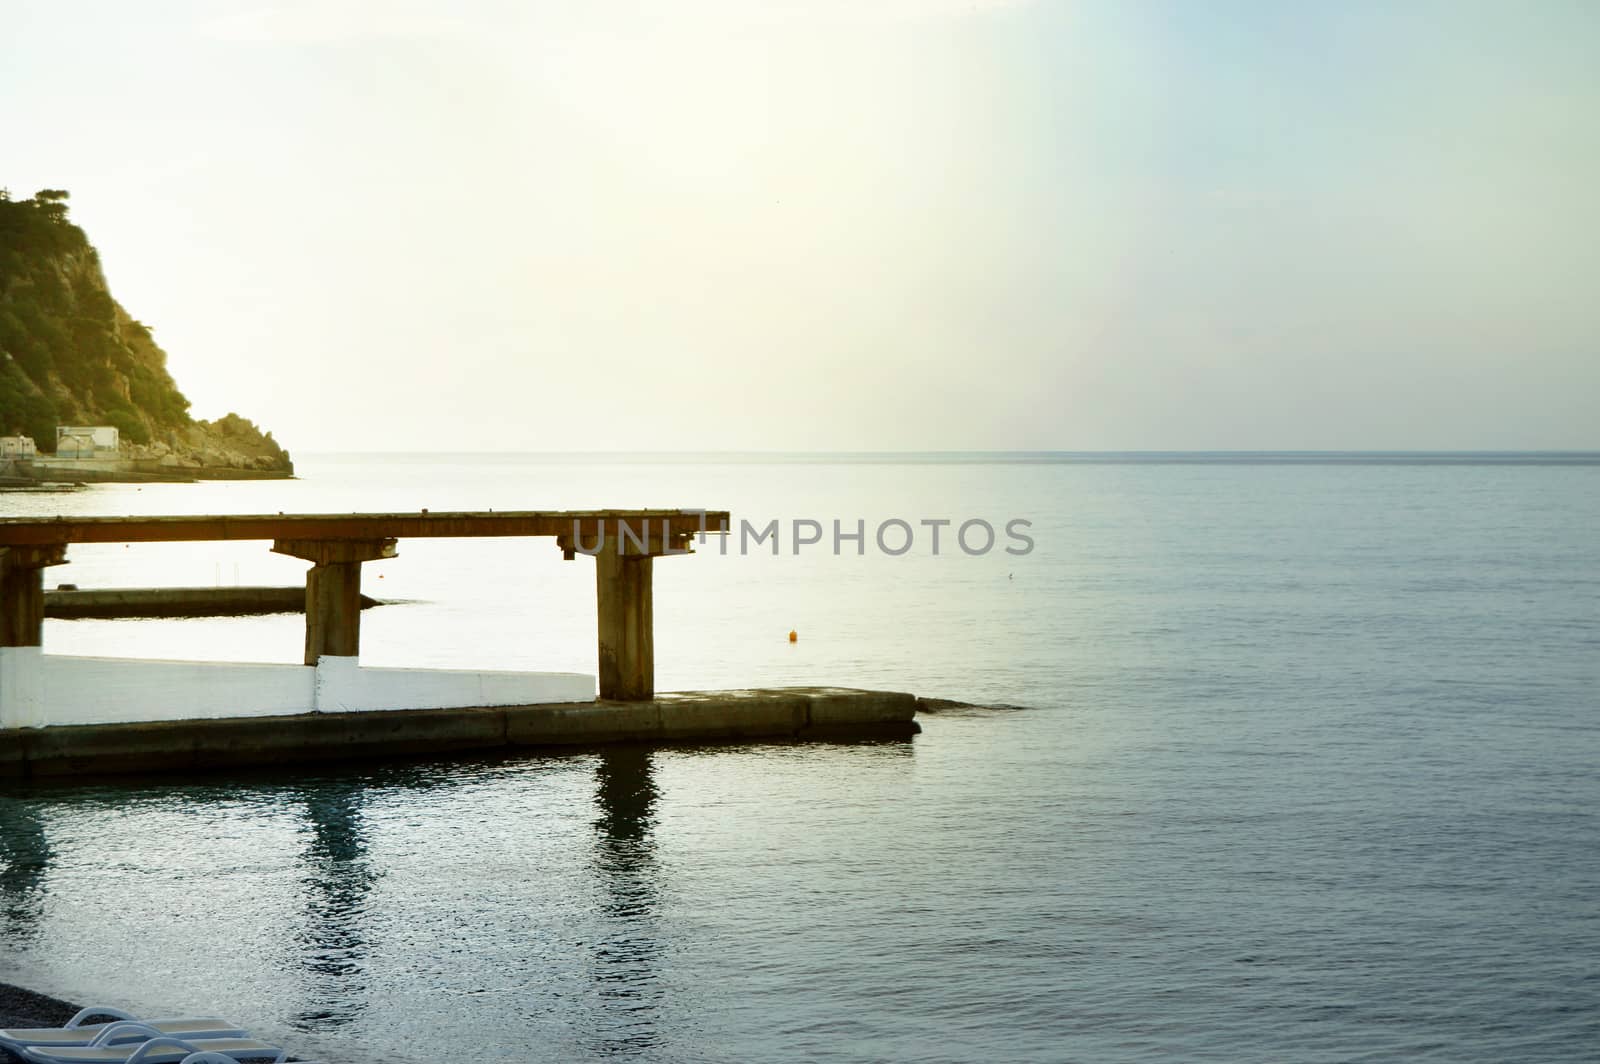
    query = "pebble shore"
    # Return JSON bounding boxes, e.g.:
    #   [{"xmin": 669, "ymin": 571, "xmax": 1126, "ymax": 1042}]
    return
[{"xmin": 0, "ymin": 984, "xmax": 76, "ymax": 1062}]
